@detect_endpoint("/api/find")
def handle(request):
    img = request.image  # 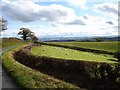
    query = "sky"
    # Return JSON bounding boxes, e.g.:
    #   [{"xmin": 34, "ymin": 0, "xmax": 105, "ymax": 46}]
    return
[{"xmin": 0, "ymin": 0, "xmax": 119, "ymax": 38}]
